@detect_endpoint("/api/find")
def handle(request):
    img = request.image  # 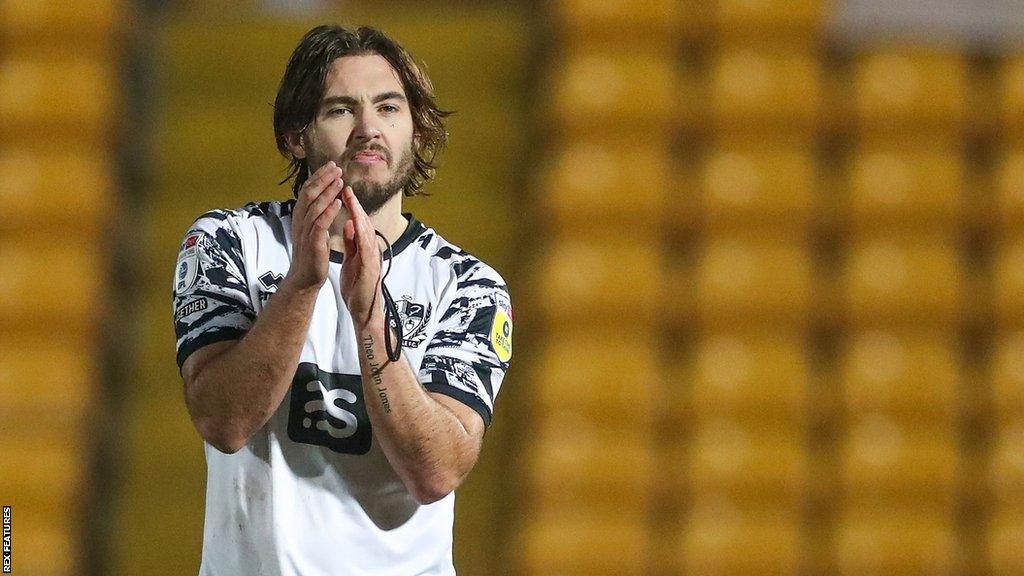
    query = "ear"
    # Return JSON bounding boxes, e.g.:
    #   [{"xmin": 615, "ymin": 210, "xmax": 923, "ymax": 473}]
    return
[{"xmin": 283, "ymin": 129, "xmax": 307, "ymax": 159}]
